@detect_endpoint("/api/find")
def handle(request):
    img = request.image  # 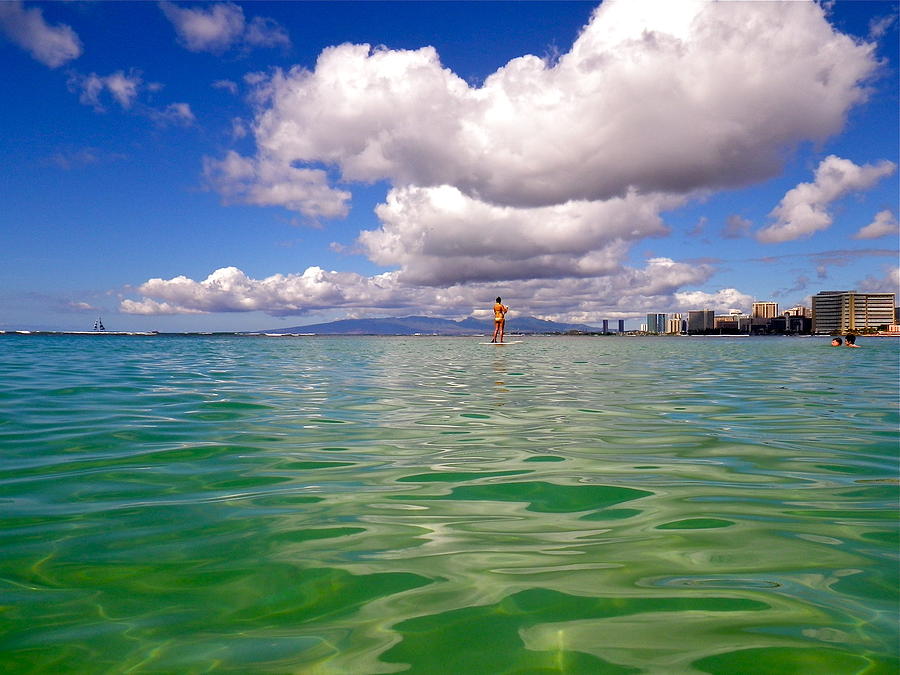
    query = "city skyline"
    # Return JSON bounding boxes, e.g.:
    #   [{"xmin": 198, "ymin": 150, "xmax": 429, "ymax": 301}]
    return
[
  {"xmin": 640, "ymin": 289, "xmax": 897, "ymax": 335},
  {"xmin": 1, "ymin": 1, "xmax": 898, "ymax": 332}
]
